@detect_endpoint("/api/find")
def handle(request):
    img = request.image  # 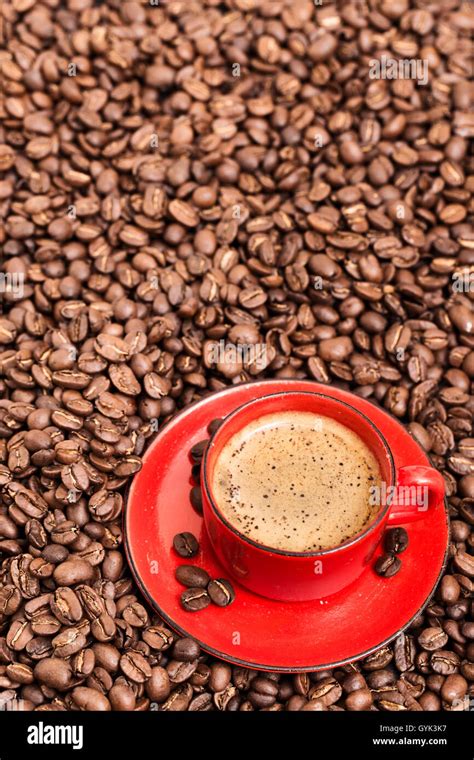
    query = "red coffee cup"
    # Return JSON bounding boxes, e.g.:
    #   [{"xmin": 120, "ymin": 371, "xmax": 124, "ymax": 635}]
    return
[{"xmin": 201, "ymin": 391, "xmax": 445, "ymax": 601}]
